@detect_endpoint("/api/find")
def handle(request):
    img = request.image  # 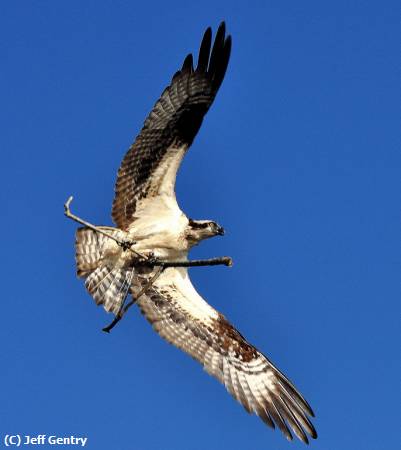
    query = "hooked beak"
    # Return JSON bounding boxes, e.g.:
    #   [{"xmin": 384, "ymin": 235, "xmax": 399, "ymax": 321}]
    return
[{"xmin": 216, "ymin": 225, "xmax": 225, "ymax": 236}]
